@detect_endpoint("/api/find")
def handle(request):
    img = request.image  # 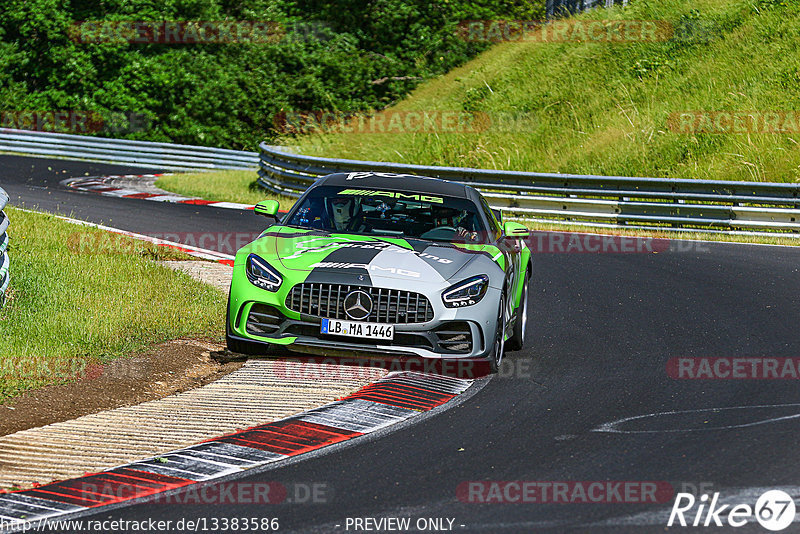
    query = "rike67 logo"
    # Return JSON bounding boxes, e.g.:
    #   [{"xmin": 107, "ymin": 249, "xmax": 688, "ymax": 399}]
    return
[{"xmin": 668, "ymin": 490, "xmax": 796, "ymax": 531}]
